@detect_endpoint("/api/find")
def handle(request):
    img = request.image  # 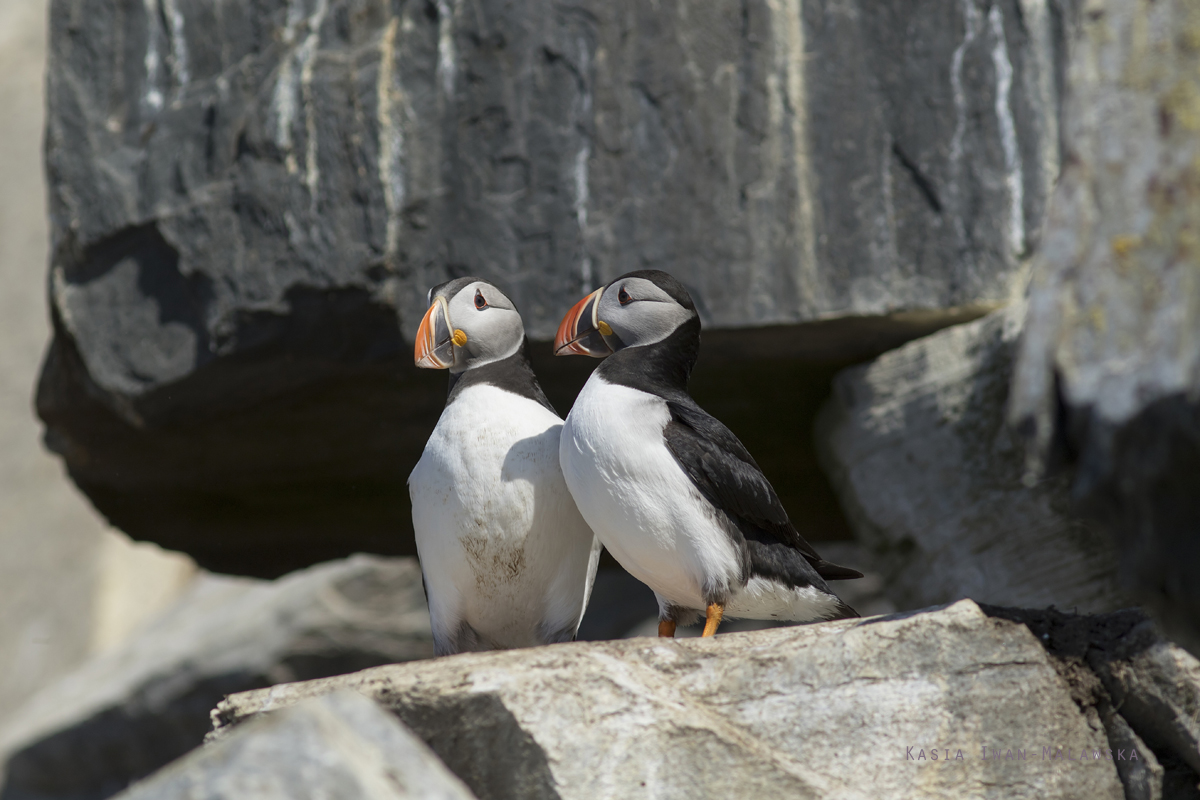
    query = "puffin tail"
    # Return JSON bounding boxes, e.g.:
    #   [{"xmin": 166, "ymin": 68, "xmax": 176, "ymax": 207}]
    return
[
  {"xmin": 813, "ymin": 561, "xmax": 864, "ymax": 581},
  {"xmin": 830, "ymin": 599, "xmax": 860, "ymax": 620}
]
